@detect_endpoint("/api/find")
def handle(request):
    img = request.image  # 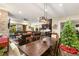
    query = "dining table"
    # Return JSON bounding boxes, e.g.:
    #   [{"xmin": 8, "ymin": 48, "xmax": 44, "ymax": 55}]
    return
[{"xmin": 18, "ymin": 37, "xmax": 51, "ymax": 56}]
